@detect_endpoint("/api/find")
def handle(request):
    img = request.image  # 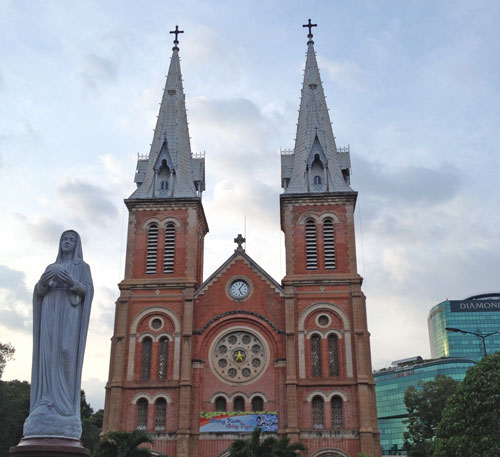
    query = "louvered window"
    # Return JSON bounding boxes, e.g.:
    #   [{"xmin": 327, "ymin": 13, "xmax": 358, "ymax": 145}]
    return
[
  {"xmin": 305, "ymin": 219, "xmax": 318, "ymax": 270},
  {"xmin": 155, "ymin": 398, "xmax": 166, "ymax": 430},
  {"xmin": 158, "ymin": 337, "xmax": 169, "ymax": 379},
  {"xmin": 163, "ymin": 223, "xmax": 176, "ymax": 273},
  {"xmin": 312, "ymin": 396, "xmax": 324, "ymax": 429},
  {"xmin": 137, "ymin": 398, "xmax": 148, "ymax": 430},
  {"xmin": 234, "ymin": 397, "xmax": 245, "ymax": 412},
  {"xmin": 328, "ymin": 334, "xmax": 339, "ymax": 376},
  {"xmin": 311, "ymin": 334, "xmax": 322, "ymax": 377},
  {"xmin": 251, "ymin": 396, "xmax": 264, "ymax": 412},
  {"xmin": 146, "ymin": 224, "xmax": 158, "ymax": 274},
  {"xmin": 331, "ymin": 396, "xmax": 343, "ymax": 429},
  {"xmin": 323, "ymin": 218, "xmax": 335, "ymax": 269},
  {"xmin": 141, "ymin": 337, "xmax": 152, "ymax": 380},
  {"xmin": 215, "ymin": 397, "xmax": 227, "ymax": 412}
]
